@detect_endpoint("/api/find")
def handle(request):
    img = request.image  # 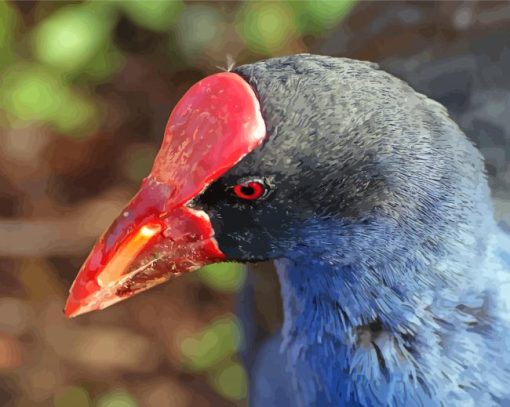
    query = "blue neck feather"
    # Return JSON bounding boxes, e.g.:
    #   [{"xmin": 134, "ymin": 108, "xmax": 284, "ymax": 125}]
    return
[{"xmin": 274, "ymin": 217, "xmax": 510, "ymax": 406}]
